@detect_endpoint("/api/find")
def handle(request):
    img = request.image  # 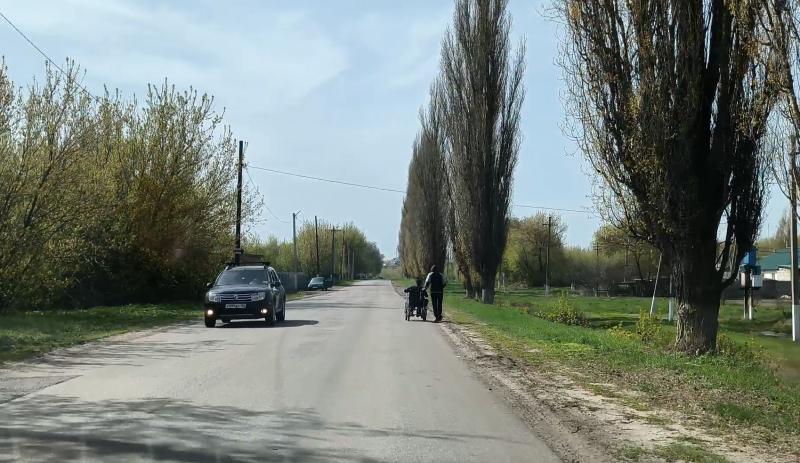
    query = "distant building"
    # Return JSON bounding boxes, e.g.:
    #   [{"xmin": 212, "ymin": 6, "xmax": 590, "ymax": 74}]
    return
[{"xmin": 757, "ymin": 248, "xmax": 800, "ymax": 282}]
